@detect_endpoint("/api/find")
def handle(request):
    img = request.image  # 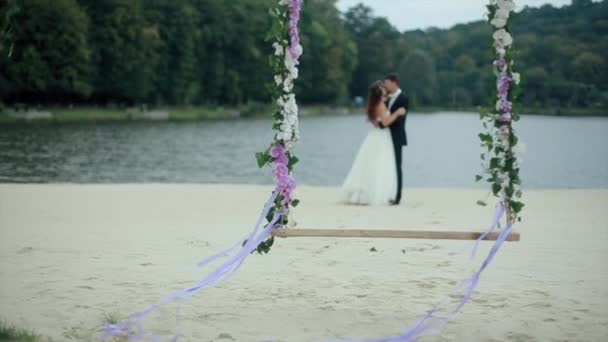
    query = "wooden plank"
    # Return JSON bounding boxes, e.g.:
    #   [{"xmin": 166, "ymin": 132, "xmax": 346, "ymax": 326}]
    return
[{"xmin": 271, "ymin": 229, "xmax": 520, "ymax": 242}]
